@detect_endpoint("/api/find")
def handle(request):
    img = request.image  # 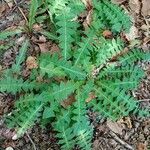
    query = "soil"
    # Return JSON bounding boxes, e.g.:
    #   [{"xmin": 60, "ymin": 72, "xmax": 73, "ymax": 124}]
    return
[{"xmin": 0, "ymin": 0, "xmax": 150, "ymax": 150}]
